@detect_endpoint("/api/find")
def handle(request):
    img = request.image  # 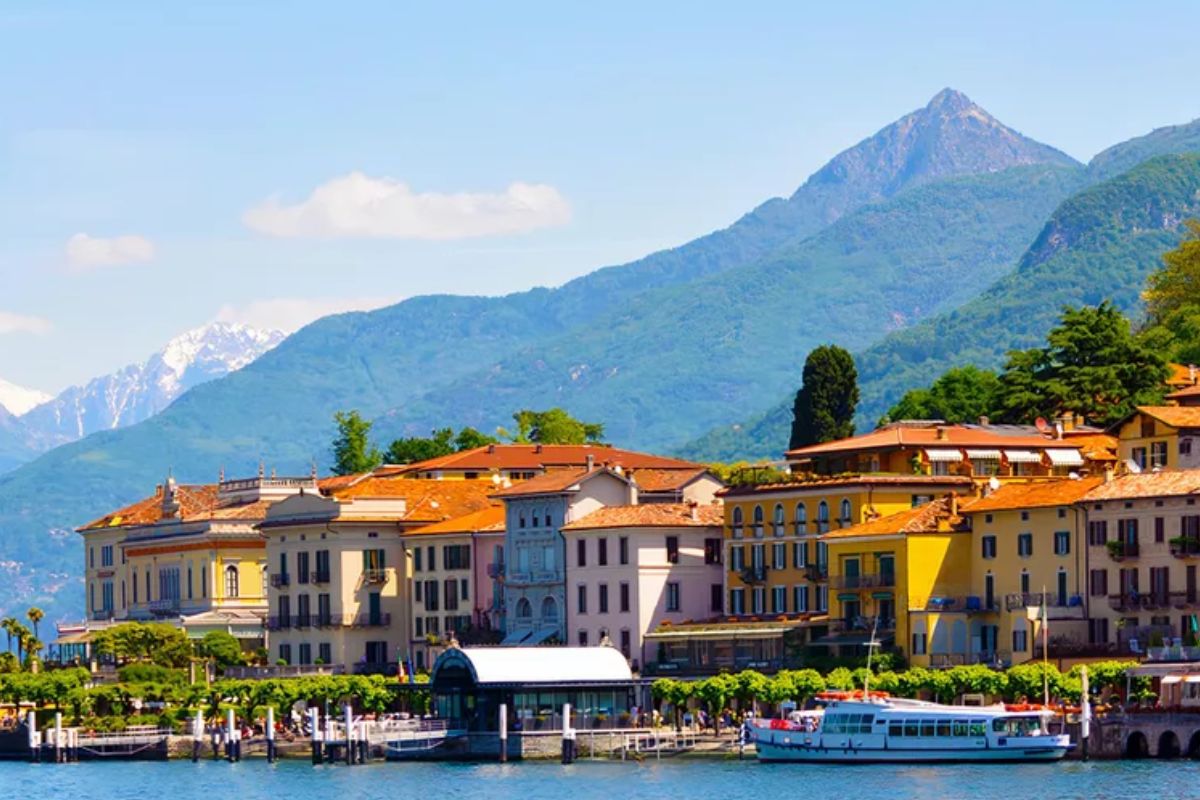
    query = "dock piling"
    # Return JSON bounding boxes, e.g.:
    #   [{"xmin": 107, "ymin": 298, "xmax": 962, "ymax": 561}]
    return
[
  {"xmin": 561, "ymin": 703, "xmax": 575, "ymax": 764},
  {"xmin": 343, "ymin": 703, "xmax": 353, "ymax": 766},
  {"xmin": 28, "ymin": 709, "xmax": 39, "ymax": 763},
  {"xmin": 192, "ymin": 710, "xmax": 202, "ymax": 763},
  {"xmin": 309, "ymin": 708, "xmax": 323, "ymax": 765},
  {"xmin": 225, "ymin": 708, "xmax": 237, "ymax": 762},
  {"xmin": 54, "ymin": 712, "xmax": 63, "ymax": 763},
  {"xmin": 266, "ymin": 707, "xmax": 276, "ymax": 763},
  {"xmin": 499, "ymin": 702, "xmax": 508, "ymax": 763}
]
